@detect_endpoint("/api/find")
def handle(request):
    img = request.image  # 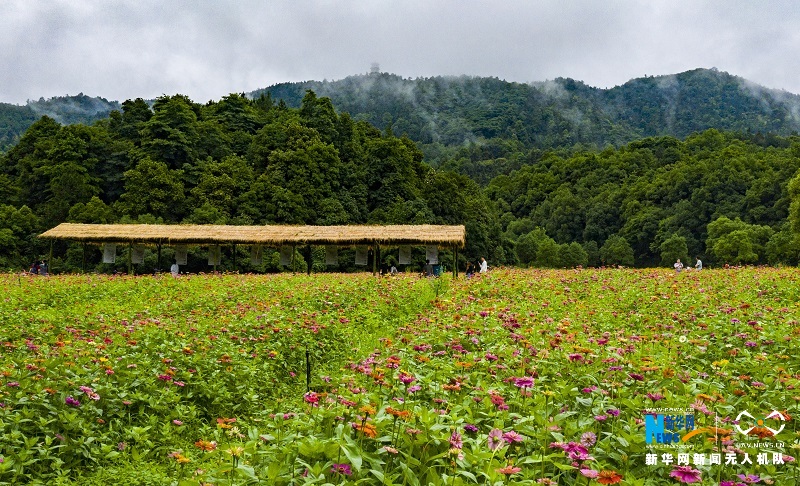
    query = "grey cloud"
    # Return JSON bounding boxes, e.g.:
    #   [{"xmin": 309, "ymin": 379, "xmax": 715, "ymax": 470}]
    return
[{"xmin": 2, "ymin": 0, "xmax": 800, "ymax": 105}]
